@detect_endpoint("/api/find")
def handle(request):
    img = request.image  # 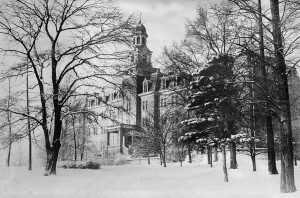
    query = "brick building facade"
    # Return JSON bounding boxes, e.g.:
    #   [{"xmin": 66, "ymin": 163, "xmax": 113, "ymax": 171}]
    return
[{"xmin": 83, "ymin": 21, "xmax": 186, "ymax": 157}]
